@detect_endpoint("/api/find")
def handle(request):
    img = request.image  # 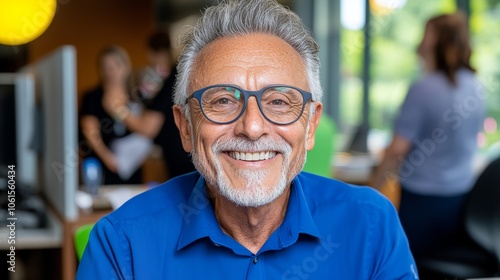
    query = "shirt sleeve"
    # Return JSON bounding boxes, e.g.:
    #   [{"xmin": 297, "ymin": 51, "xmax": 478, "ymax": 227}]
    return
[
  {"xmin": 76, "ymin": 217, "xmax": 133, "ymax": 280},
  {"xmin": 80, "ymin": 90, "xmax": 100, "ymax": 118},
  {"xmin": 394, "ymin": 83, "xmax": 427, "ymax": 142},
  {"xmin": 370, "ymin": 198, "xmax": 420, "ymax": 280}
]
